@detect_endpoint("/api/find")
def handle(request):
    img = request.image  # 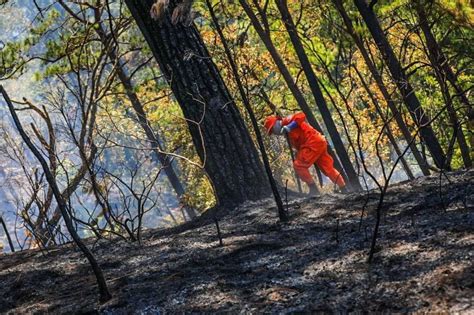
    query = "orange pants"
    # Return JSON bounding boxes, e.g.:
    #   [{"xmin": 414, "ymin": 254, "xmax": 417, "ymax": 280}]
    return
[{"xmin": 293, "ymin": 142, "xmax": 346, "ymax": 188}]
